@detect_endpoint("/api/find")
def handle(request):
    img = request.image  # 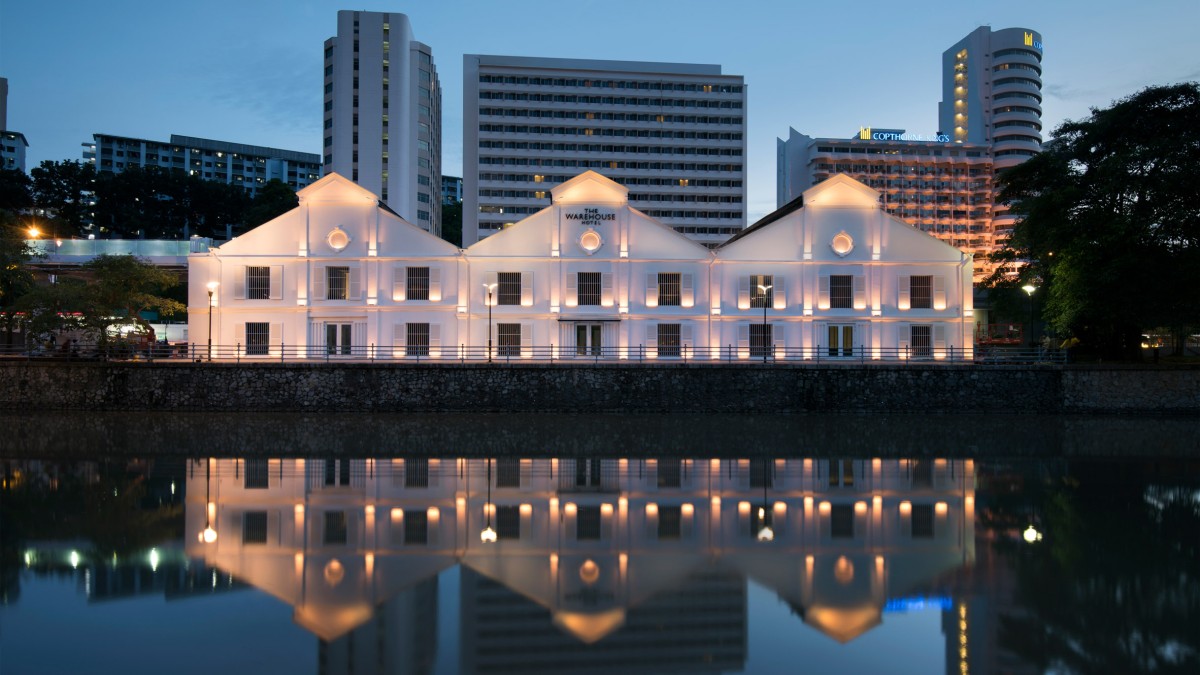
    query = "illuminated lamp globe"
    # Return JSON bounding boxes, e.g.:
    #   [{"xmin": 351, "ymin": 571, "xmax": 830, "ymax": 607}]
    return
[
  {"xmin": 480, "ymin": 525, "xmax": 497, "ymax": 543},
  {"xmin": 1023, "ymin": 524, "xmax": 1041, "ymax": 543},
  {"xmin": 202, "ymin": 526, "xmax": 218, "ymax": 543}
]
